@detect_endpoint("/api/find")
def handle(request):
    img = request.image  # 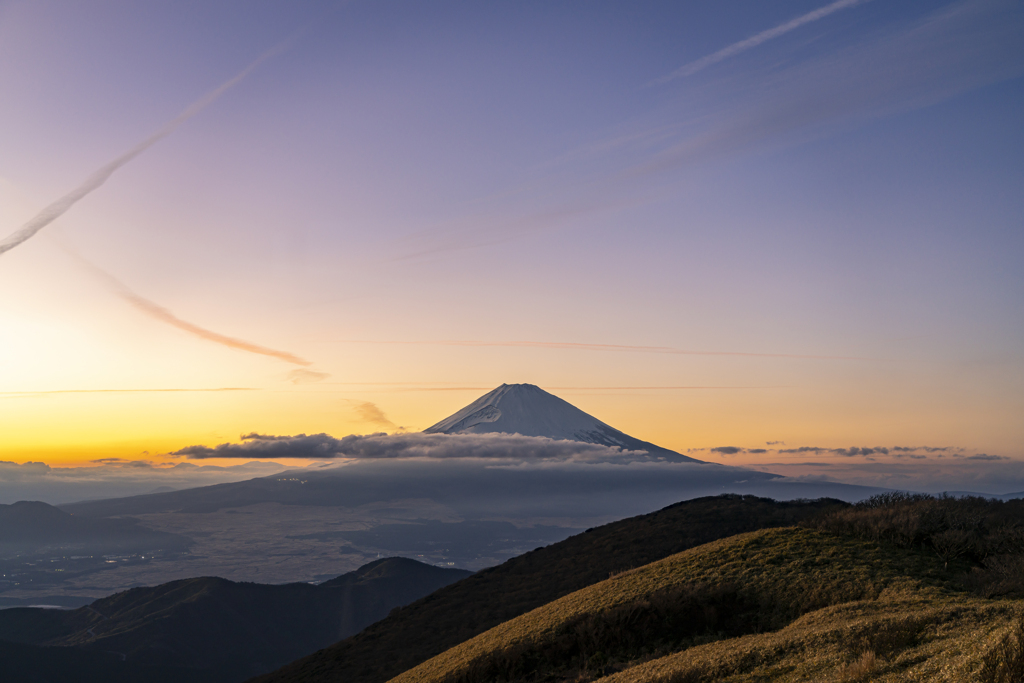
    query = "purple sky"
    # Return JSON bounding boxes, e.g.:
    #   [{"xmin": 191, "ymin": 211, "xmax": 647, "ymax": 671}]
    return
[{"xmin": 0, "ymin": 0, "xmax": 1022, "ymax": 493}]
